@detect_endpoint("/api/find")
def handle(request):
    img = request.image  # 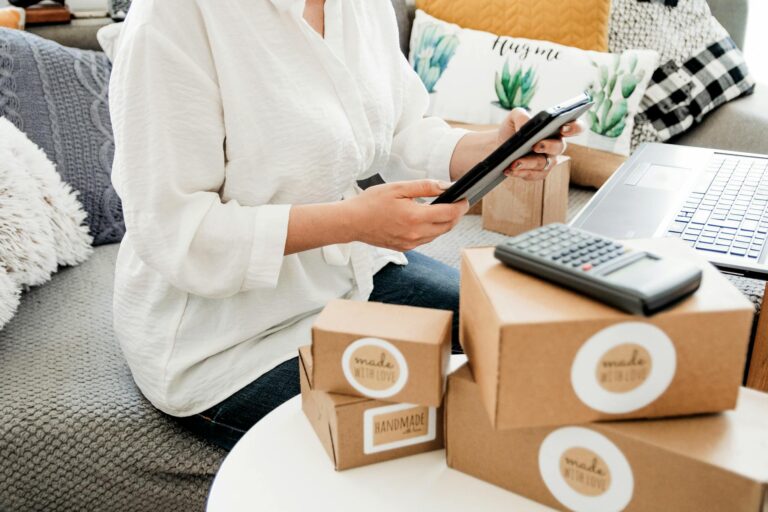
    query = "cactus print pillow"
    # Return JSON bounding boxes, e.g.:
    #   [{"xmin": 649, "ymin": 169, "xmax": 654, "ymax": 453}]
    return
[{"xmin": 410, "ymin": 10, "xmax": 659, "ymax": 156}]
